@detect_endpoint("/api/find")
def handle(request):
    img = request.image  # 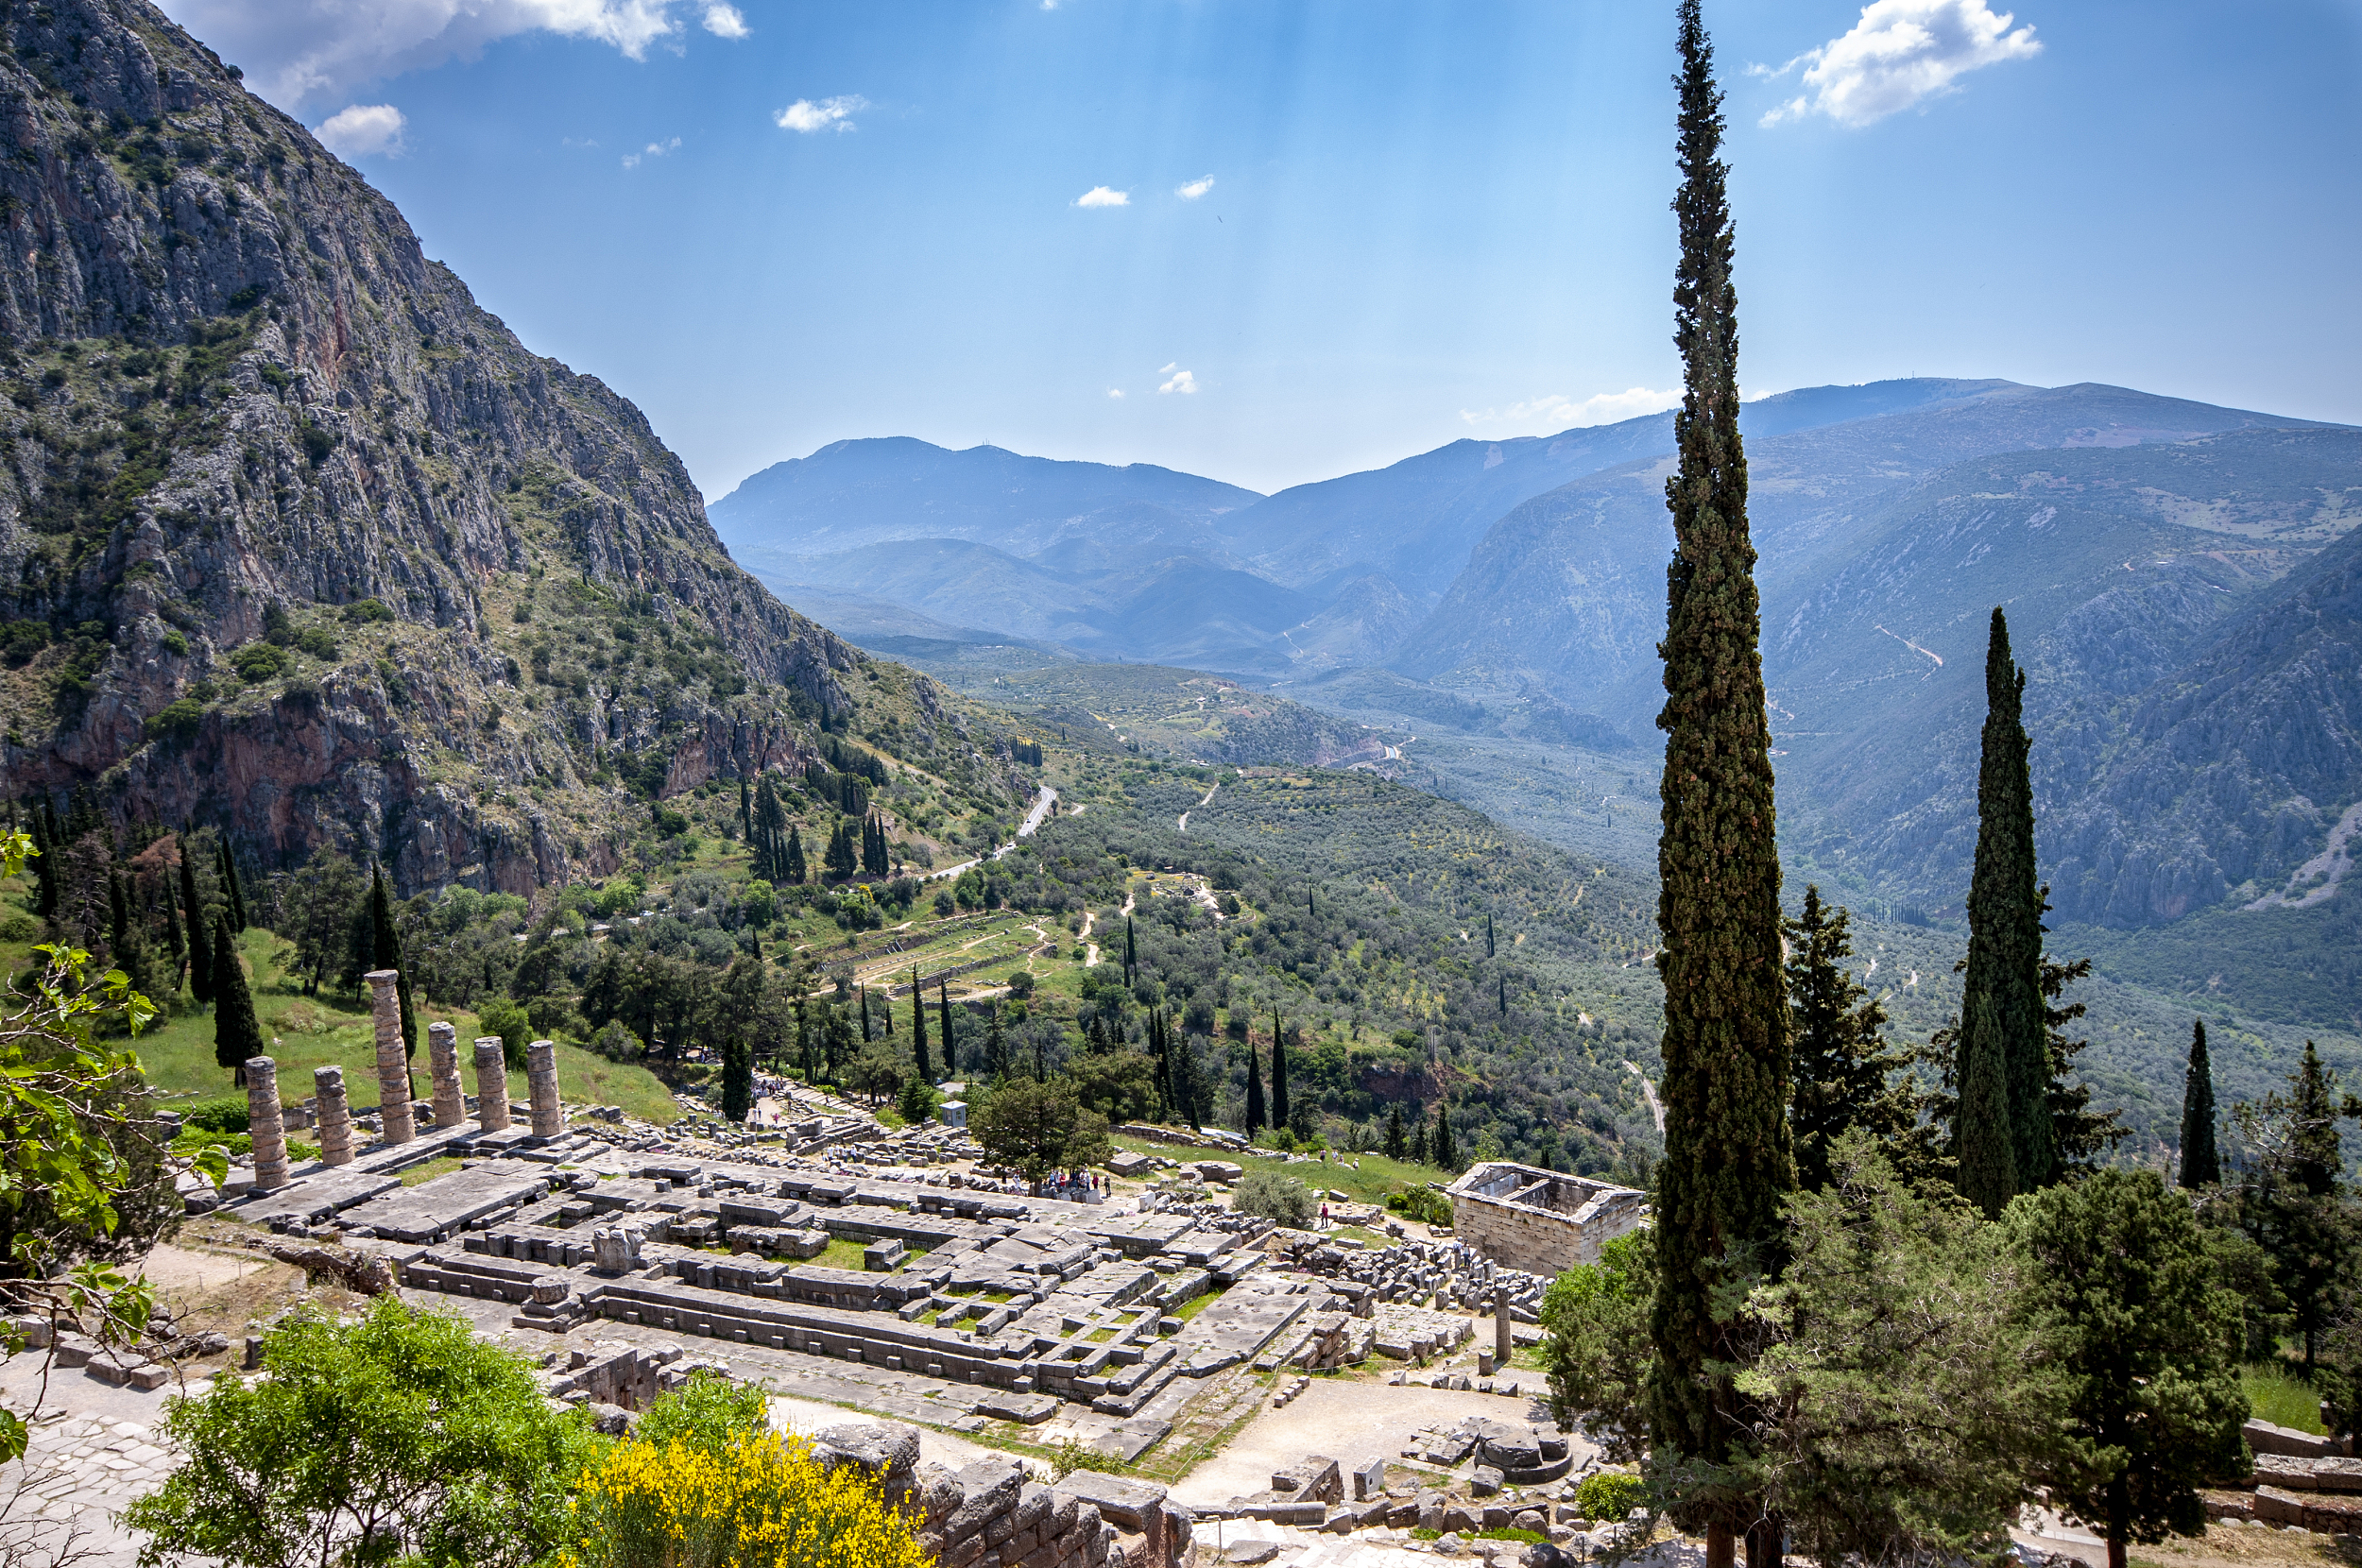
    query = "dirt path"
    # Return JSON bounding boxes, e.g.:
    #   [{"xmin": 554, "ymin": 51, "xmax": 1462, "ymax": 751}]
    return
[
  {"xmin": 1626, "ymin": 1061, "xmax": 1665, "ymax": 1133},
  {"xmin": 1177, "ymin": 779, "xmax": 1219, "ymax": 833},
  {"xmin": 1080, "ymin": 909, "xmax": 1100, "ymax": 967}
]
